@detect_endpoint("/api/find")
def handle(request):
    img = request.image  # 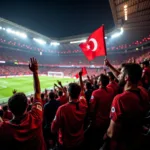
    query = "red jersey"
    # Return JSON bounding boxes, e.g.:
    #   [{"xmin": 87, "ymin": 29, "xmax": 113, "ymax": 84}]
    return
[
  {"xmin": 57, "ymin": 95, "xmax": 68, "ymax": 105},
  {"xmin": 51, "ymin": 96, "xmax": 87, "ymax": 148},
  {"xmin": 0, "ymin": 99, "xmax": 46, "ymax": 150},
  {"xmin": 90, "ymin": 87, "xmax": 114, "ymax": 128},
  {"xmin": 3, "ymin": 110, "xmax": 13, "ymax": 120},
  {"xmin": 110, "ymin": 87, "xmax": 150, "ymax": 150},
  {"xmin": 107, "ymin": 81, "xmax": 119, "ymax": 96},
  {"xmin": 142, "ymin": 67, "xmax": 150, "ymax": 84}
]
